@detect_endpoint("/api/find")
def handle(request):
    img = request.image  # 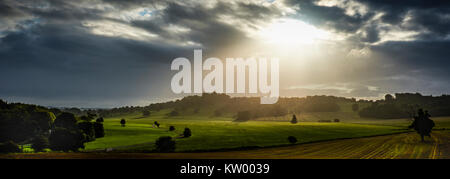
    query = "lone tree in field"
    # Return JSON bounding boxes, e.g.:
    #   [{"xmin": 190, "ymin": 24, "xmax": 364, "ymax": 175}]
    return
[
  {"xmin": 334, "ymin": 118, "xmax": 340, "ymax": 122},
  {"xmin": 409, "ymin": 109, "xmax": 435, "ymax": 142},
  {"xmin": 120, "ymin": 119, "xmax": 126, "ymax": 127},
  {"xmin": 183, "ymin": 128, "xmax": 192, "ymax": 138},
  {"xmin": 155, "ymin": 136, "xmax": 175, "ymax": 152},
  {"xmin": 352, "ymin": 103, "xmax": 359, "ymax": 112},
  {"xmin": 288, "ymin": 136, "xmax": 297, "ymax": 144},
  {"xmin": 291, "ymin": 114, "xmax": 298, "ymax": 124},
  {"xmin": 169, "ymin": 126, "xmax": 175, "ymax": 131}
]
